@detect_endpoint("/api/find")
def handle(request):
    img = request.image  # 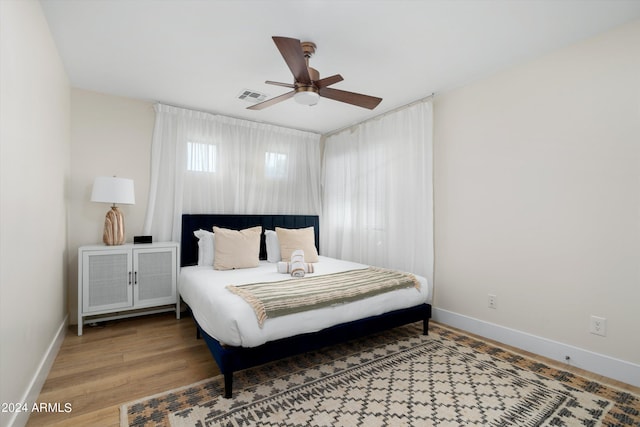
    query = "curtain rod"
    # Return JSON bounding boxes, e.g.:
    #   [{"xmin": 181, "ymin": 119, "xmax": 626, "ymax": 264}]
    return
[
  {"xmin": 323, "ymin": 92, "xmax": 436, "ymax": 138},
  {"xmin": 154, "ymin": 101, "xmax": 323, "ymax": 136}
]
